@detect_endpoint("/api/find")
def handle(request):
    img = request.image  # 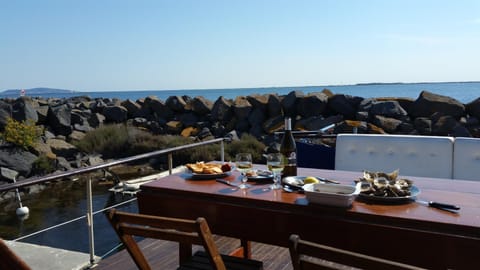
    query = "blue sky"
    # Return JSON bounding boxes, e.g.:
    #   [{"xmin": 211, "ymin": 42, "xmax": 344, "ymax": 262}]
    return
[{"xmin": 1, "ymin": 0, "xmax": 479, "ymax": 91}]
